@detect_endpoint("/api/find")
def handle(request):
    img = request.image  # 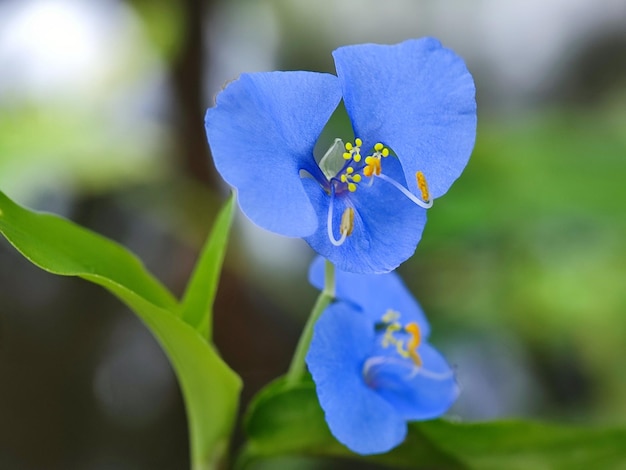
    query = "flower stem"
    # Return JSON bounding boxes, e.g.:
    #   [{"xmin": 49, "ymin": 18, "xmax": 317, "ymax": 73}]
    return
[{"xmin": 286, "ymin": 259, "xmax": 335, "ymax": 385}]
